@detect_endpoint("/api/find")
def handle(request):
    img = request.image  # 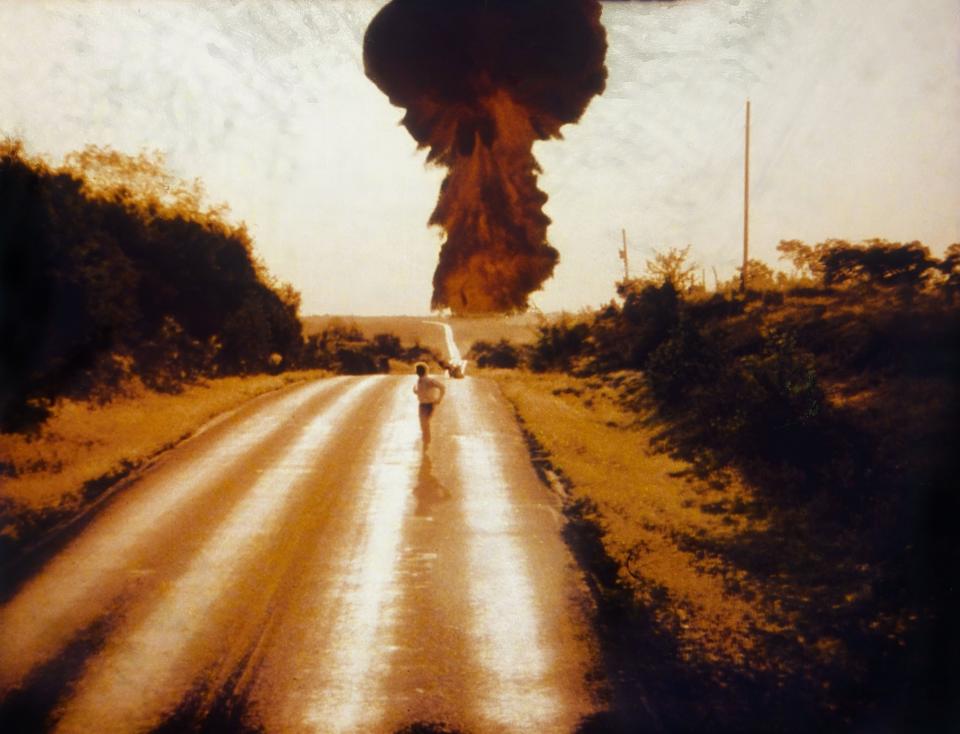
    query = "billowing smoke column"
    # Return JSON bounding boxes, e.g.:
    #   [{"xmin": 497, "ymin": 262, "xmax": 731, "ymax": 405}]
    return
[{"xmin": 364, "ymin": 0, "xmax": 607, "ymax": 314}]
